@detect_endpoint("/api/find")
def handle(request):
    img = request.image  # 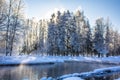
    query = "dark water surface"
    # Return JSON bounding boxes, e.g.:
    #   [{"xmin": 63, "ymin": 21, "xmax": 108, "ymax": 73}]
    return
[{"xmin": 0, "ymin": 62, "xmax": 119, "ymax": 80}]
